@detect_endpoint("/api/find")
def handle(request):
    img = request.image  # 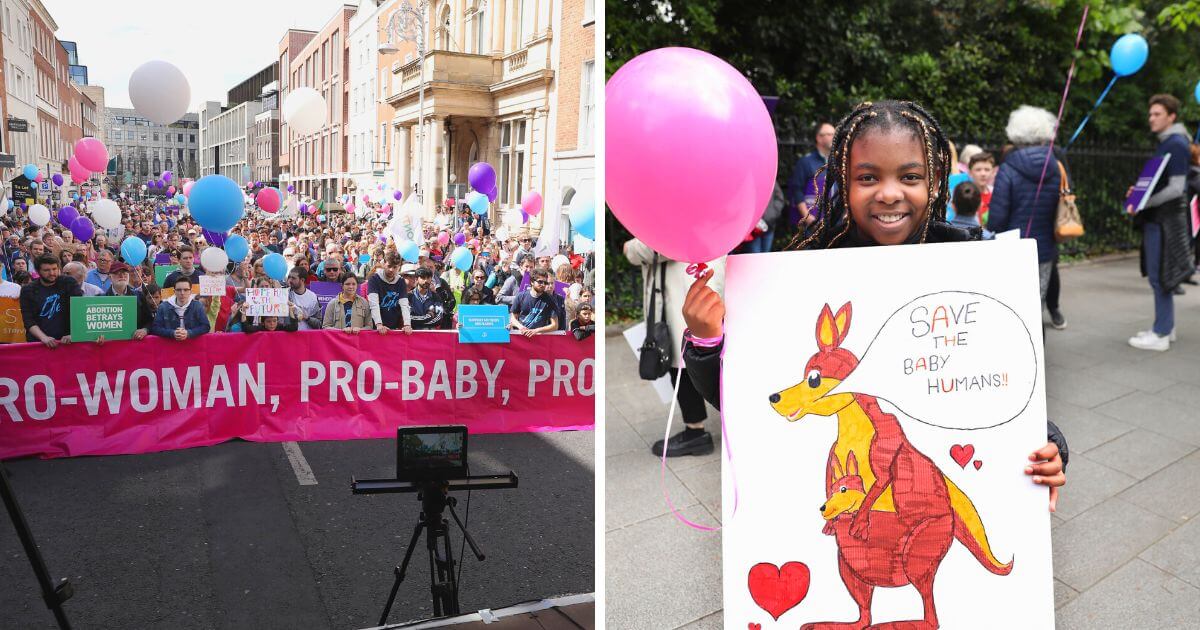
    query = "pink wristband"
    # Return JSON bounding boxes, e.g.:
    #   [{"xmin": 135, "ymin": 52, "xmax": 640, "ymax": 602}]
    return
[{"xmin": 684, "ymin": 328, "xmax": 724, "ymax": 348}]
